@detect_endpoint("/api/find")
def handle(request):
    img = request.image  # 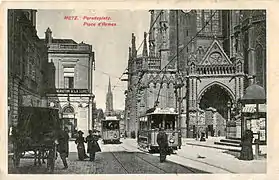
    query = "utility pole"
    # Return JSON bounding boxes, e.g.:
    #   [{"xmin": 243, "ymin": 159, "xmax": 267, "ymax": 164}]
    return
[
  {"xmin": 180, "ymin": 10, "xmax": 192, "ymax": 138},
  {"xmin": 176, "ymin": 10, "xmax": 182, "ymax": 132}
]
